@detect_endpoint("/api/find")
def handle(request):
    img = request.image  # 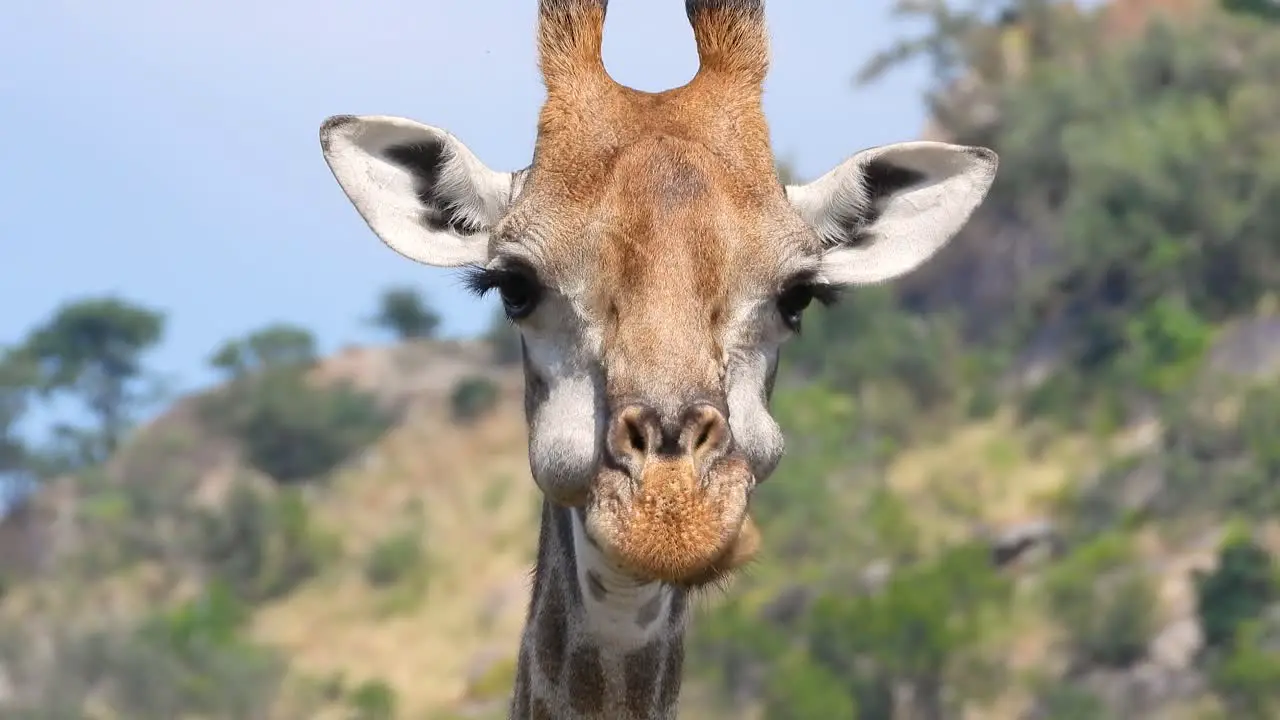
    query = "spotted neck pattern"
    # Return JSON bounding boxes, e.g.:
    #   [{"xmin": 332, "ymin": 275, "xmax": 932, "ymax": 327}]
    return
[{"xmin": 508, "ymin": 501, "xmax": 687, "ymax": 719}]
